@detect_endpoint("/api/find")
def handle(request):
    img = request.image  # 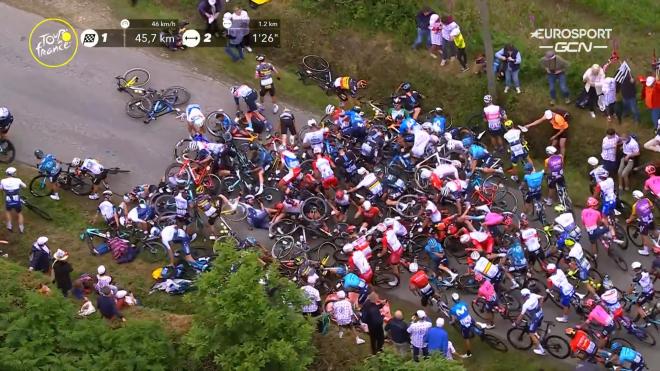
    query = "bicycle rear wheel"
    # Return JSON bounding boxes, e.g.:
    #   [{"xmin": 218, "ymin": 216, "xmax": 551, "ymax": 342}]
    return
[
  {"xmin": 153, "ymin": 194, "xmax": 176, "ymax": 217},
  {"xmin": 220, "ymin": 203, "xmax": 247, "ymax": 222},
  {"xmin": 544, "ymin": 335, "xmax": 570, "ymax": 359},
  {"xmin": 635, "ymin": 328, "xmax": 656, "ymax": 346},
  {"xmin": 613, "ymin": 223, "xmax": 628, "ymax": 250},
  {"xmin": 302, "ymin": 55, "xmax": 330, "ymax": 73},
  {"xmin": 123, "ymin": 68, "xmax": 150, "ymax": 87},
  {"xmin": 69, "ymin": 175, "xmax": 93, "ymax": 196},
  {"xmin": 162, "ymin": 86, "xmax": 190, "ymax": 106},
  {"xmin": 29, "ymin": 175, "xmax": 51, "ymax": 197},
  {"xmin": 272, "ymin": 235, "xmax": 295, "ymax": 259},
  {"xmin": 608, "ymin": 249, "xmax": 628, "ymax": 271},
  {"xmin": 506, "ymin": 327, "xmax": 533, "ymax": 350},
  {"xmin": 164, "ymin": 163, "xmax": 191, "ymax": 187},
  {"xmin": 126, "ymin": 97, "xmax": 151, "ymax": 118},
  {"xmin": 140, "ymin": 241, "xmax": 167, "ymax": 263},
  {"xmin": 626, "ymin": 224, "xmax": 643, "ymax": 248},
  {"xmin": 200, "ymin": 174, "xmax": 222, "ymax": 195},
  {"xmin": 0, "ymin": 140, "xmax": 16, "ymax": 163},
  {"xmin": 482, "ymin": 333, "xmax": 508, "ymax": 352},
  {"xmin": 471, "ymin": 298, "xmax": 494, "ymax": 321}
]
